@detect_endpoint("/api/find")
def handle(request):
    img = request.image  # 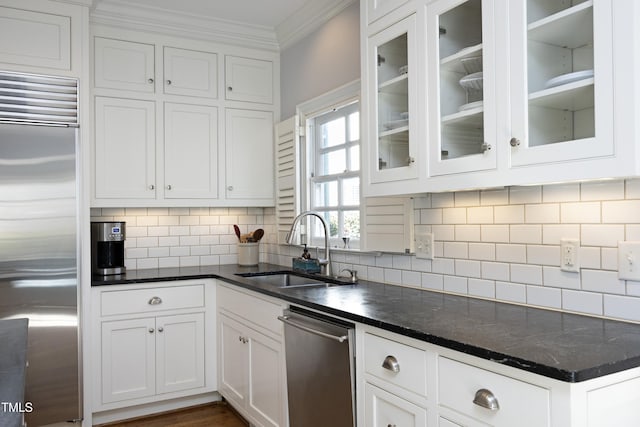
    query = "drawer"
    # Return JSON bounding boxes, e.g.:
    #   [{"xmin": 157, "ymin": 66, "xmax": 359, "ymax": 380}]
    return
[
  {"xmin": 364, "ymin": 332, "xmax": 428, "ymax": 397},
  {"xmin": 364, "ymin": 383, "xmax": 427, "ymax": 427},
  {"xmin": 438, "ymin": 357, "xmax": 550, "ymax": 427},
  {"xmin": 101, "ymin": 284, "xmax": 204, "ymax": 316},
  {"xmin": 217, "ymin": 284, "xmax": 283, "ymax": 334}
]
